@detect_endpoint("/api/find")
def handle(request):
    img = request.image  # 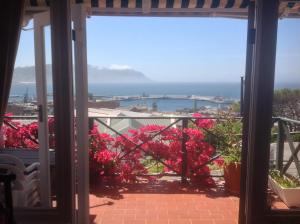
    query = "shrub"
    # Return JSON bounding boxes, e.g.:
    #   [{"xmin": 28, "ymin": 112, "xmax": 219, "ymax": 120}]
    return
[
  {"xmin": 1, "ymin": 113, "xmax": 217, "ymax": 185},
  {"xmin": 209, "ymin": 110, "xmax": 242, "ymax": 164}
]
